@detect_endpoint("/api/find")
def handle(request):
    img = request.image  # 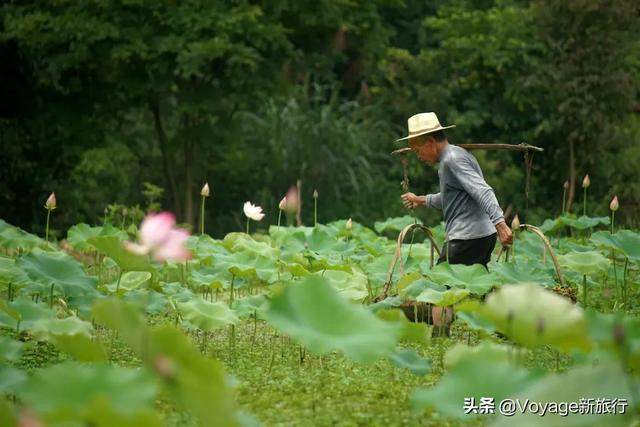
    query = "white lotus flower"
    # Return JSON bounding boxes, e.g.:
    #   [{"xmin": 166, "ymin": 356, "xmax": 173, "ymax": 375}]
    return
[
  {"xmin": 243, "ymin": 202, "xmax": 265, "ymax": 221},
  {"xmin": 200, "ymin": 182, "xmax": 210, "ymax": 197}
]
